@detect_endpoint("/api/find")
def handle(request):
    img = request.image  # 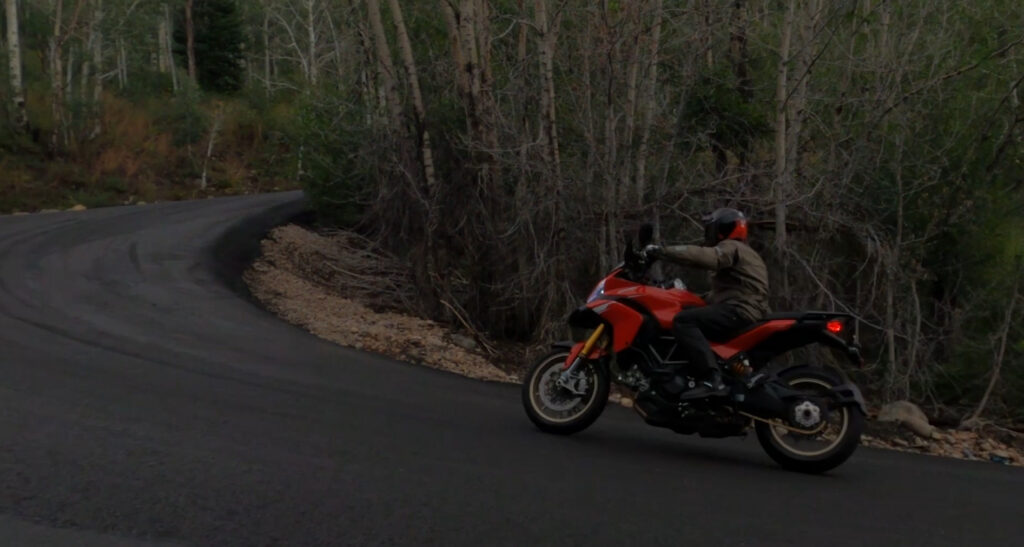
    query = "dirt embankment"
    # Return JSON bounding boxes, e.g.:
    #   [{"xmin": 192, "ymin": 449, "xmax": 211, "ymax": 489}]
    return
[
  {"xmin": 246, "ymin": 224, "xmax": 1023, "ymax": 466},
  {"xmin": 245, "ymin": 225, "xmax": 514, "ymax": 383}
]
